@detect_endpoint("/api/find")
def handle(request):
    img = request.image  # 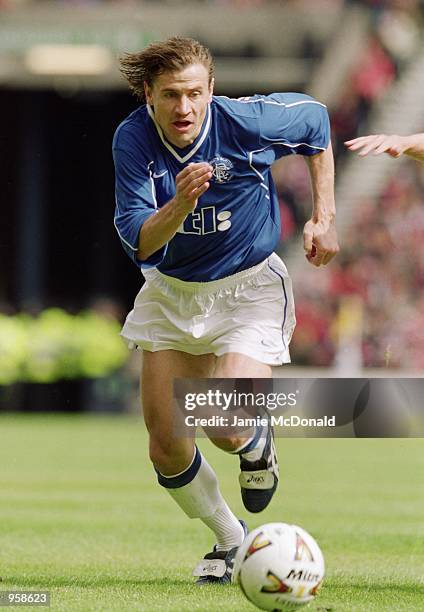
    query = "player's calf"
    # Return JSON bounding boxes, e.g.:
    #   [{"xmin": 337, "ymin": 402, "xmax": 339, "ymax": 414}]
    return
[{"xmin": 155, "ymin": 445, "xmax": 246, "ymax": 583}]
